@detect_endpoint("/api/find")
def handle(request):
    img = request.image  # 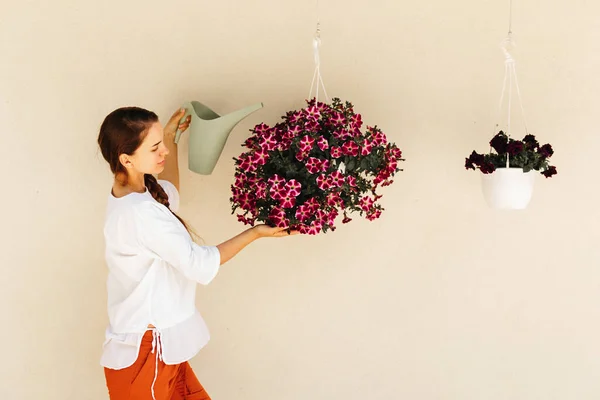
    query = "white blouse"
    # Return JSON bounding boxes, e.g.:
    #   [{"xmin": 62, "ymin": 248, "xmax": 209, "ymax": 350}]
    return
[{"xmin": 100, "ymin": 179, "xmax": 220, "ymax": 369}]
